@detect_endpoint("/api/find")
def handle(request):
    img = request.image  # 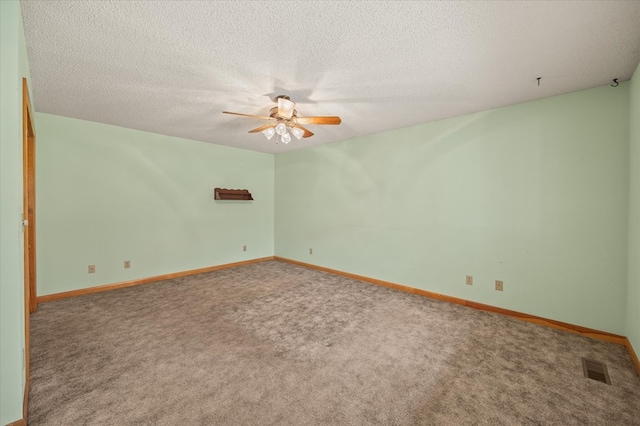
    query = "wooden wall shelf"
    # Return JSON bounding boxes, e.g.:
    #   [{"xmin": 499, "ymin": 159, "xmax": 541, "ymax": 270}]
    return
[{"xmin": 214, "ymin": 188, "xmax": 253, "ymax": 200}]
